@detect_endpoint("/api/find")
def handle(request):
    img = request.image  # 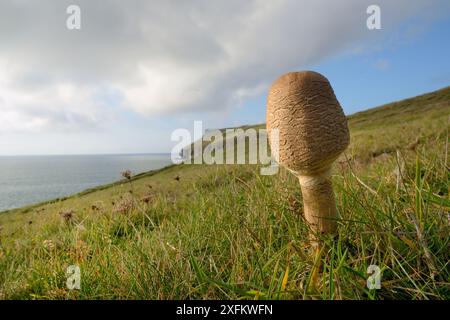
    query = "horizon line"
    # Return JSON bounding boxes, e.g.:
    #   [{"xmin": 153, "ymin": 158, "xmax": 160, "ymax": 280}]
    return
[{"xmin": 0, "ymin": 152, "xmax": 172, "ymax": 157}]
